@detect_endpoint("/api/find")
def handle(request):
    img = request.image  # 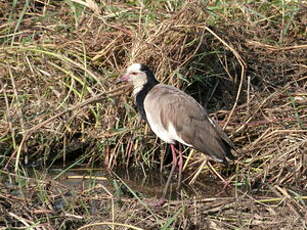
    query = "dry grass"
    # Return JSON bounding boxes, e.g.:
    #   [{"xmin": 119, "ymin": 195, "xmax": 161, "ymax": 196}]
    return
[{"xmin": 0, "ymin": 0, "xmax": 306, "ymax": 229}]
